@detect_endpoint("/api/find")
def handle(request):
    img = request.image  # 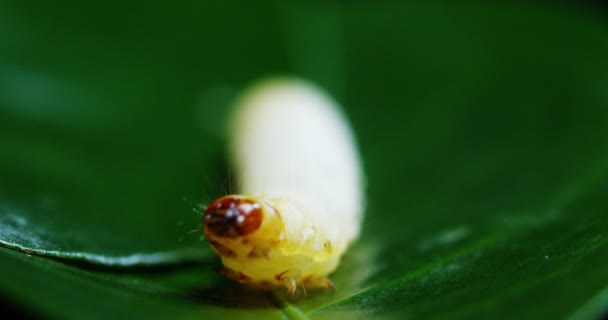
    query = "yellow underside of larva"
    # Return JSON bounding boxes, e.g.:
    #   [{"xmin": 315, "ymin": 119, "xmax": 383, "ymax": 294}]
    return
[{"xmin": 205, "ymin": 195, "xmax": 351, "ymax": 289}]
